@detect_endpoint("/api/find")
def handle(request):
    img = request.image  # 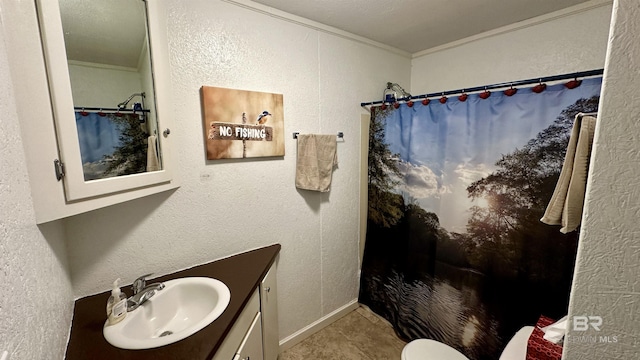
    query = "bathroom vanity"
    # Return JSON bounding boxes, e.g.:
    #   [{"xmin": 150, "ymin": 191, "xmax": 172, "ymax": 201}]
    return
[{"xmin": 65, "ymin": 244, "xmax": 280, "ymax": 360}]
